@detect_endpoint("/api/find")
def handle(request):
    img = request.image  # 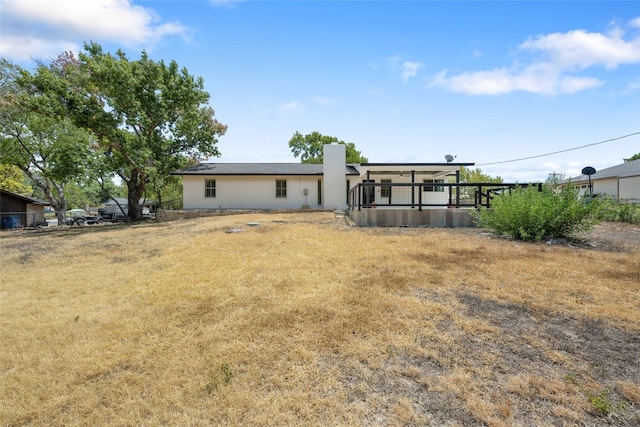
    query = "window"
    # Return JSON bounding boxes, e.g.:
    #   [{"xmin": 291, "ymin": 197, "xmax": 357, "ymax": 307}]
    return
[
  {"xmin": 276, "ymin": 180, "xmax": 287, "ymax": 198},
  {"xmin": 381, "ymin": 179, "xmax": 392, "ymax": 198},
  {"xmin": 424, "ymin": 179, "xmax": 444, "ymax": 192},
  {"xmin": 317, "ymin": 180, "xmax": 322, "ymax": 205},
  {"xmin": 205, "ymin": 179, "xmax": 216, "ymax": 197}
]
